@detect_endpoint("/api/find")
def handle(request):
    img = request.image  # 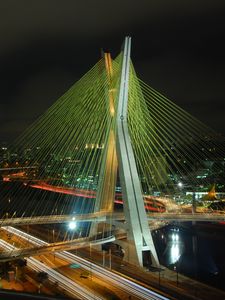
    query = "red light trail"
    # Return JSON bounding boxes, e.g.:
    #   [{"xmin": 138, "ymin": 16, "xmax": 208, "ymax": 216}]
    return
[{"xmin": 28, "ymin": 182, "xmax": 166, "ymax": 212}]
